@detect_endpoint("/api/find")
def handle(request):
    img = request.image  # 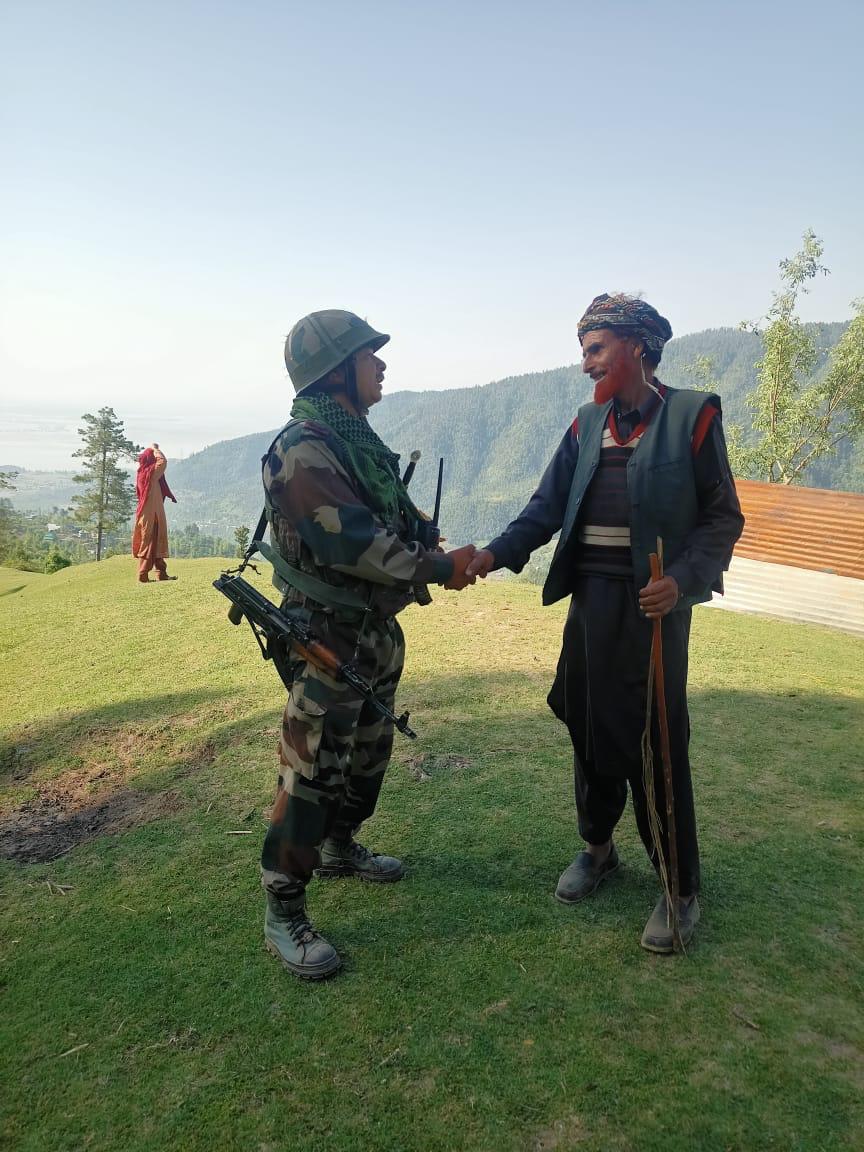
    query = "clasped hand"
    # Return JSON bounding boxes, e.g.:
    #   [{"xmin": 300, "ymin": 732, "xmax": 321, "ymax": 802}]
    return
[
  {"xmin": 465, "ymin": 549, "xmax": 495, "ymax": 579},
  {"xmin": 443, "ymin": 544, "xmax": 478, "ymax": 591}
]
